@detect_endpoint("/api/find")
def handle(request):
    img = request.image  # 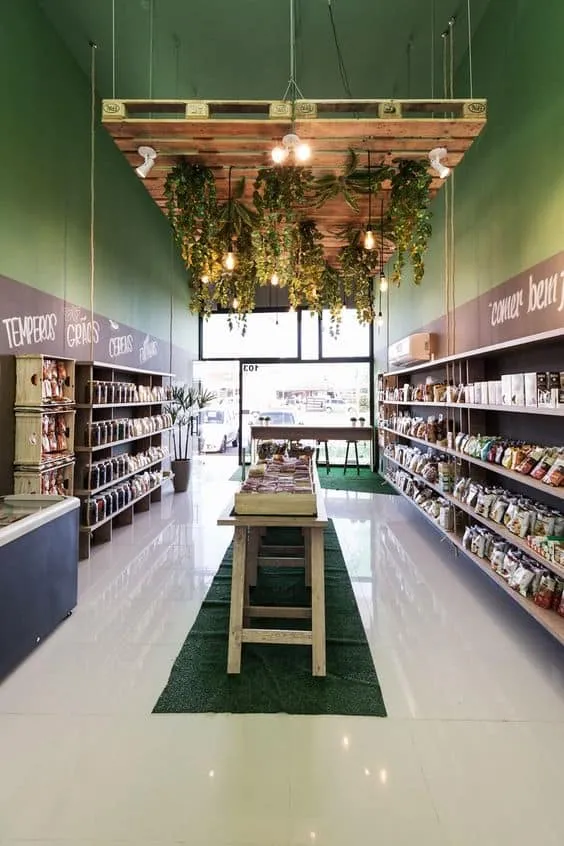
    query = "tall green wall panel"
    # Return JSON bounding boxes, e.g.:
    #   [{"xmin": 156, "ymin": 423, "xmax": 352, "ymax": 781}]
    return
[
  {"xmin": 387, "ymin": 0, "xmax": 564, "ymax": 348},
  {"xmin": 0, "ymin": 0, "xmax": 196, "ymax": 358}
]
